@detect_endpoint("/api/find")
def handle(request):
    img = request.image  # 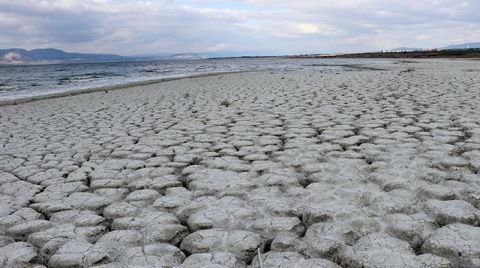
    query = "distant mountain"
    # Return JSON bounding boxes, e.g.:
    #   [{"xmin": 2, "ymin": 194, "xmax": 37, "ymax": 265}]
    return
[
  {"xmin": 167, "ymin": 53, "xmax": 209, "ymax": 60},
  {"xmin": 385, "ymin": 47, "xmax": 424, "ymax": 52},
  {"xmin": 0, "ymin": 48, "xmax": 274, "ymax": 64},
  {"xmin": 0, "ymin": 48, "xmax": 129, "ymax": 64},
  {"xmin": 130, "ymin": 52, "xmax": 176, "ymax": 58},
  {"xmin": 138, "ymin": 50, "xmax": 272, "ymax": 60},
  {"xmin": 205, "ymin": 50, "xmax": 272, "ymax": 58},
  {"xmin": 384, "ymin": 42, "xmax": 480, "ymax": 53},
  {"xmin": 444, "ymin": 42, "xmax": 480, "ymax": 49}
]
